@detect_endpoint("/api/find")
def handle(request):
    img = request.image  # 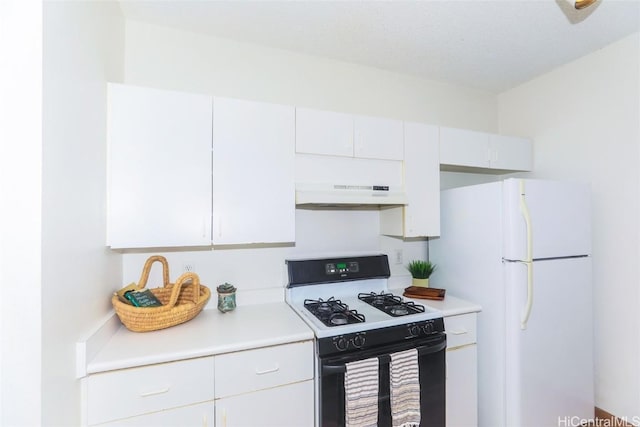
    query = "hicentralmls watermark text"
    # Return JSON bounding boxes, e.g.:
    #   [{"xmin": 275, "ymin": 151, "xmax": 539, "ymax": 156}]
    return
[{"xmin": 558, "ymin": 415, "xmax": 640, "ymax": 427}]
